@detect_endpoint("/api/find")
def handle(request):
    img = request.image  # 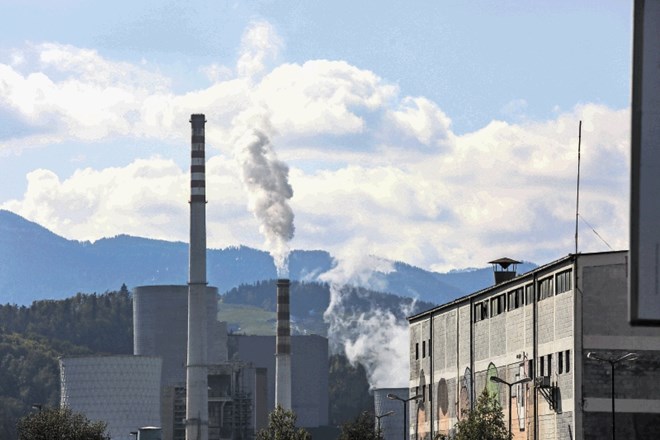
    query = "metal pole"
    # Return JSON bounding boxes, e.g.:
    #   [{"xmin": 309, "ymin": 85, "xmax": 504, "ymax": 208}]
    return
[
  {"xmin": 611, "ymin": 361, "xmax": 615, "ymax": 440},
  {"xmin": 508, "ymin": 383, "xmax": 513, "ymax": 437},
  {"xmin": 403, "ymin": 401, "xmax": 407, "ymax": 440}
]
